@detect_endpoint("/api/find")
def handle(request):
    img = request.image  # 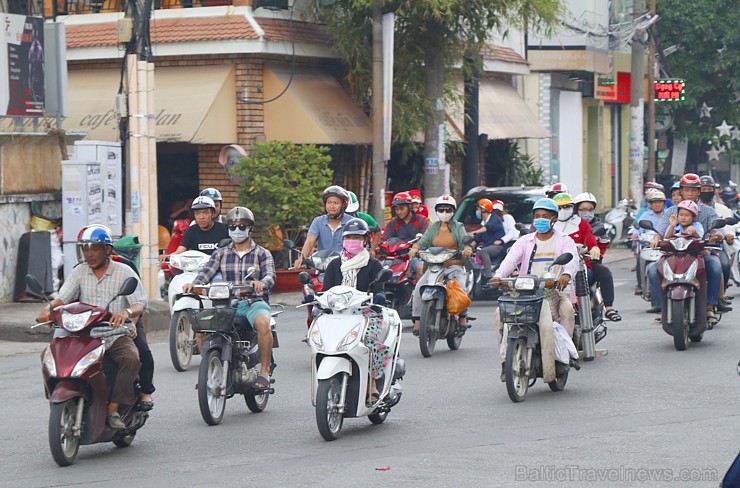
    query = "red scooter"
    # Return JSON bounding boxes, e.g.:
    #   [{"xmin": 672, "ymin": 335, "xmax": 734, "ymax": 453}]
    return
[
  {"xmin": 26, "ymin": 274, "xmax": 149, "ymax": 467},
  {"xmin": 376, "ymin": 237, "xmax": 419, "ymax": 319}
]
